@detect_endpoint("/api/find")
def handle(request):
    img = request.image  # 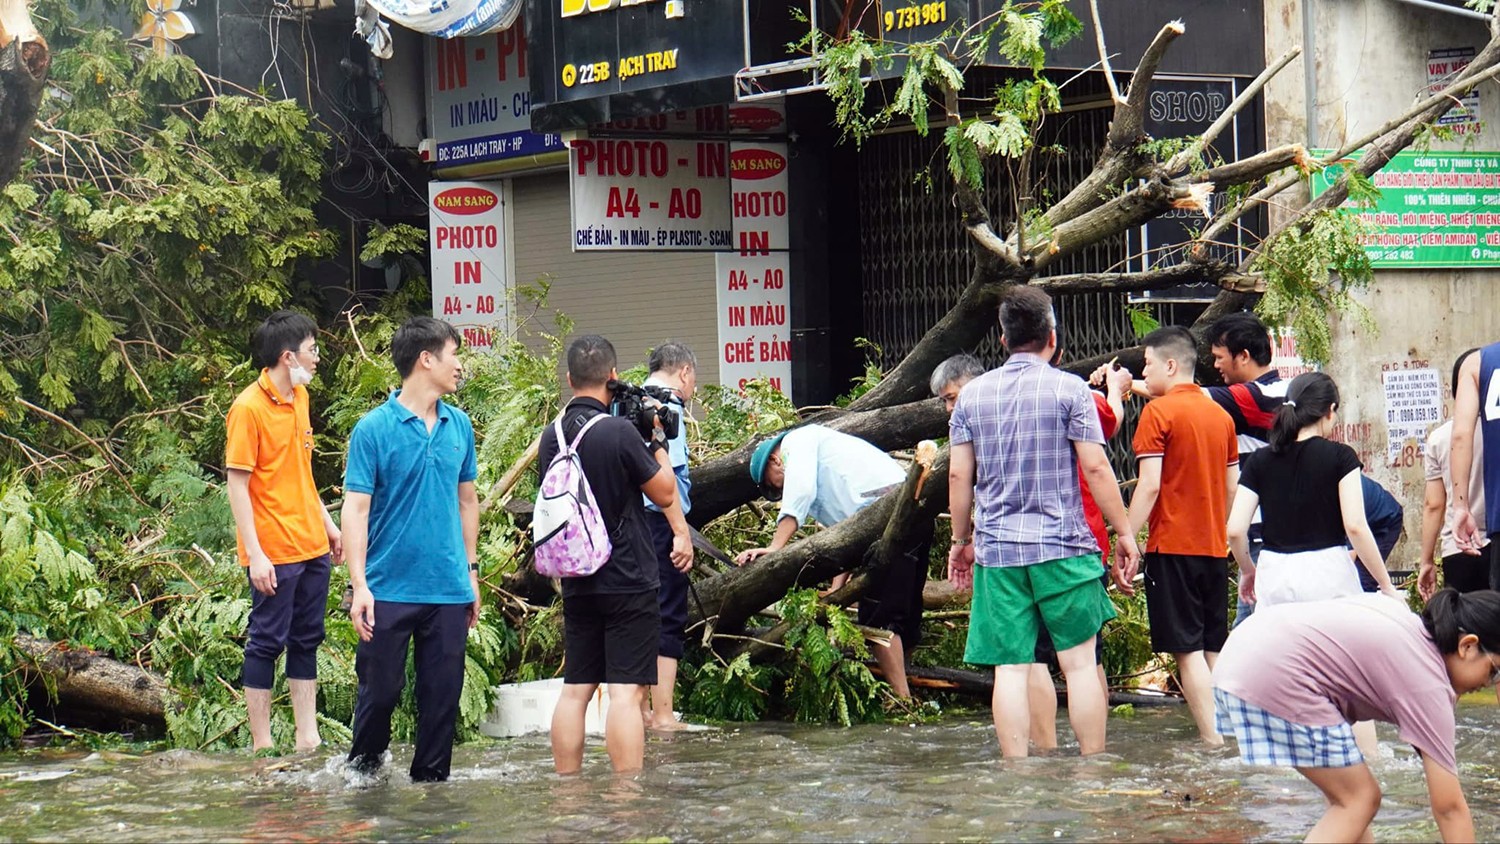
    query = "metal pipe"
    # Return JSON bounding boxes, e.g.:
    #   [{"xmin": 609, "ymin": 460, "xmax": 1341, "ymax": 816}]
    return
[
  {"xmin": 1304, "ymin": 0, "xmax": 1318, "ymax": 148},
  {"xmin": 1392, "ymin": 0, "xmax": 1492, "ymax": 20}
]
